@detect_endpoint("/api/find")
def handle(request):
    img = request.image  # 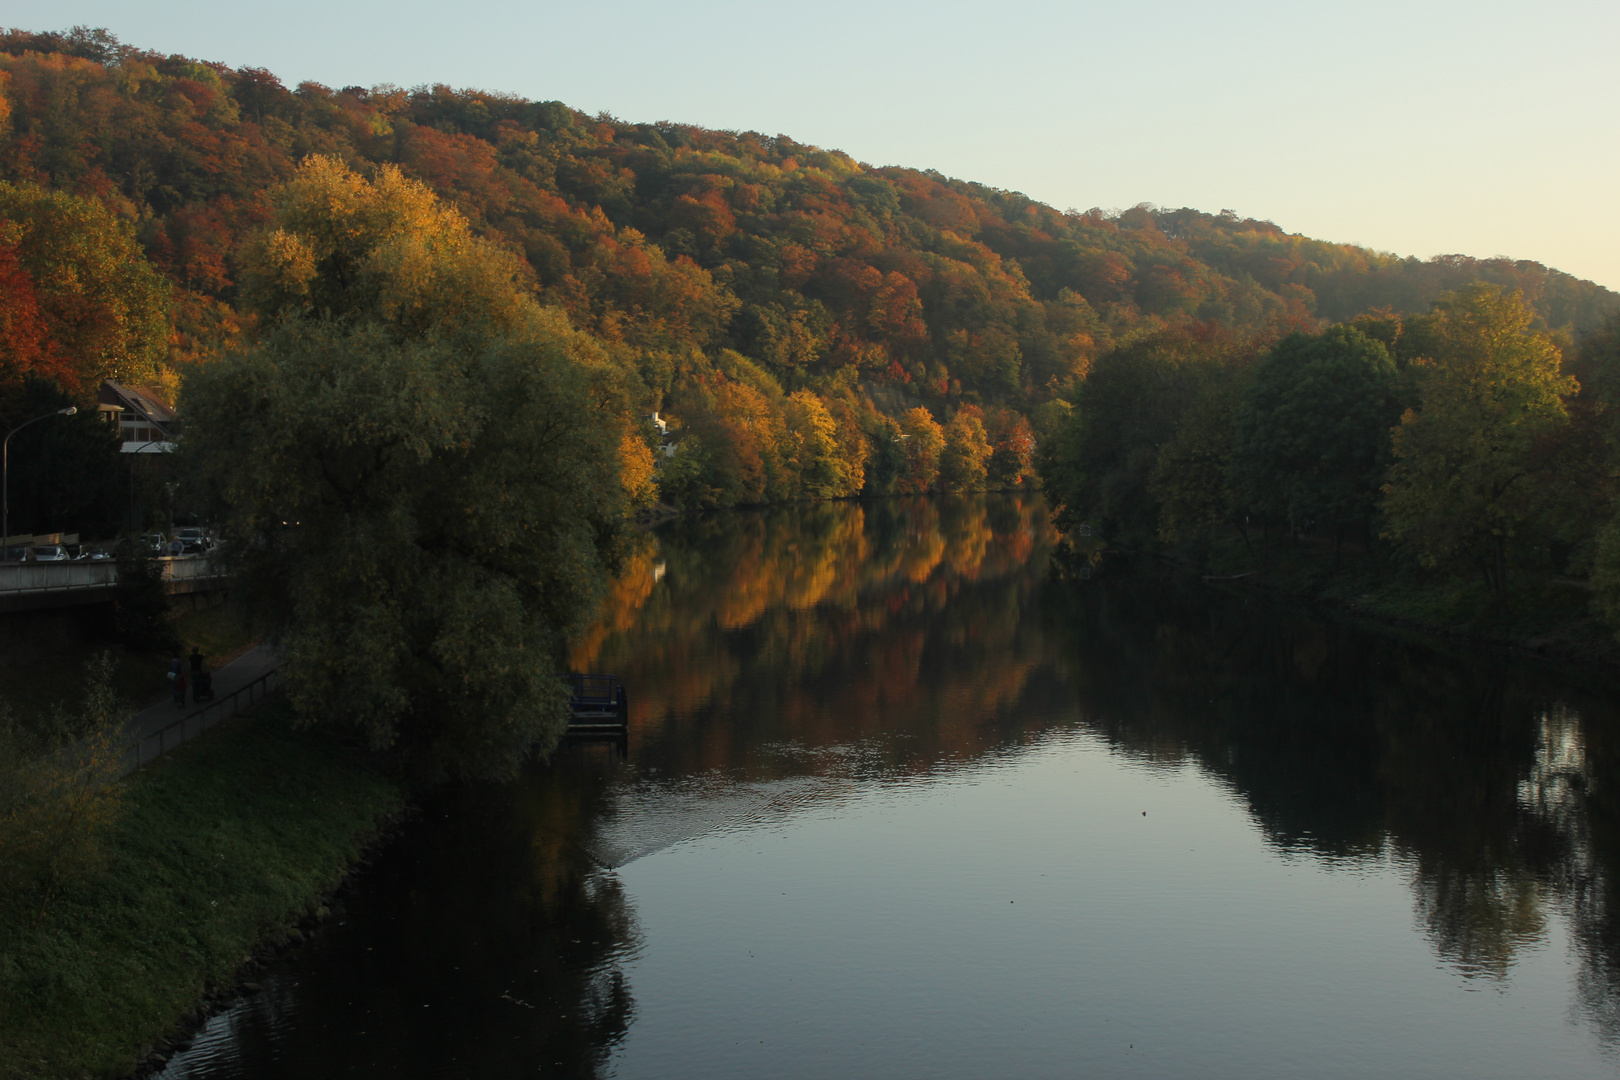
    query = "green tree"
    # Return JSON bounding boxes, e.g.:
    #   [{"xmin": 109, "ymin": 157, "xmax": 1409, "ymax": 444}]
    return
[
  {"xmin": 1232, "ymin": 325, "xmax": 1401, "ymax": 548},
  {"xmin": 112, "ymin": 538, "xmax": 177, "ymax": 653},
  {"xmin": 0, "ymin": 376, "xmax": 124, "ymax": 542},
  {"xmin": 1040, "ymin": 327, "xmax": 1253, "ymax": 541},
  {"xmin": 185, "ymin": 158, "xmax": 632, "ymax": 781},
  {"xmin": 1382, "ymin": 284, "xmax": 1576, "ymax": 601},
  {"xmin": 1149, "ymin": 375, "xmax": 1247, "ymax": 552},
  {"xmin": 185, "ymin": 318, "xmax": 626, "ymax": 781}
]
